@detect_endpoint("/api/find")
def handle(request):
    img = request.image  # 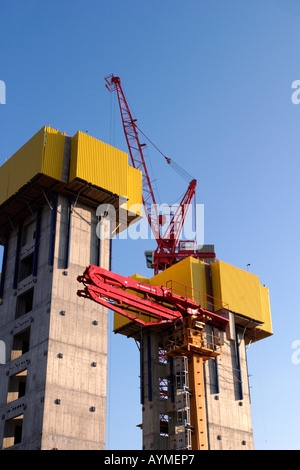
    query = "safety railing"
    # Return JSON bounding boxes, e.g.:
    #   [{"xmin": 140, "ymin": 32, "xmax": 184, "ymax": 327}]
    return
[
  {"xmin": 165, "ymin": 279, "xmax": 229, "ymax": 319},
  {"xmin": 164, "ymin": 326, "xmax": 222, "ymax": 357}
]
